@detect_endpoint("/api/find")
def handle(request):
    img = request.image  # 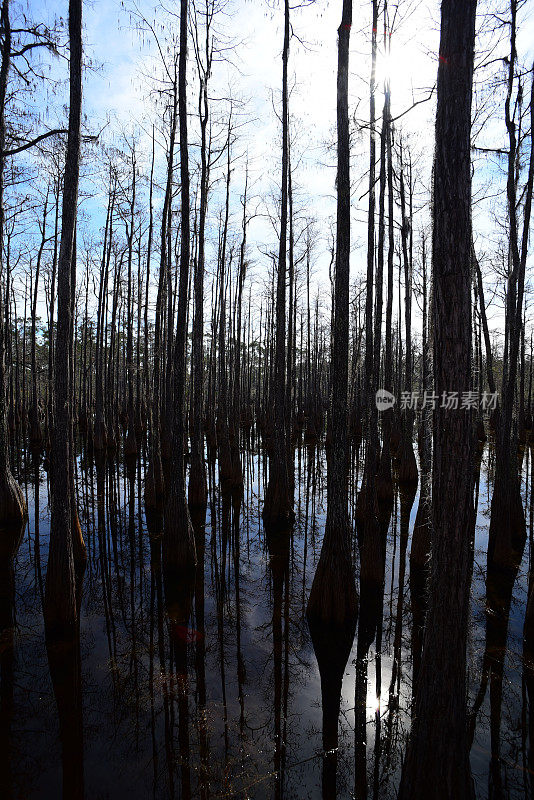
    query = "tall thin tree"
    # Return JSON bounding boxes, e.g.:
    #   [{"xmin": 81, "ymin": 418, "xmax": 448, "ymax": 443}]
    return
[
  {"xmin": 163, "ymin": 0, "xmax": 197, "ymax": 595},
  {"xmin": 44, "ymin": 0, "xmax": 83, "ymax": 638},
  {"xmin": 399, "ymin": 1, "xmax": 477, "ymax": 796},
  {"xmin": 307, "ymin": 5, "xmax": 358, "ymax": 791},
  {"xmin": 0, "ymin": 0, "xmax": 25, "ymax": 531},
  {"xmin": 263, "ymin": 0, "xmax": 293, "ymax": 530}
]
